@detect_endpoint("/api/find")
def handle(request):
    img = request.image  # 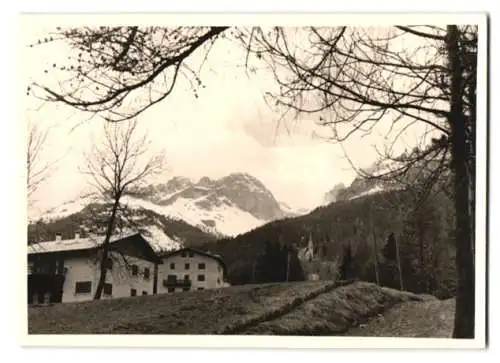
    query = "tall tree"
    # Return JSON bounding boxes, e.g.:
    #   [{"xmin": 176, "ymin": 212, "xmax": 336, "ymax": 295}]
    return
[
  {"xmin": 338, "ymin": 243, "xmax": 353, "ymax": 281},
  {"xmin": 82, "ymin": 119, "xmax": 163, "ymax": 300},
  {"xmin": 30, "ymin": 24, "xmax": 480, "ymax": 338},
  {"xmin": 247, "ymin": 25, "xmax": 477, "ymax": 338},
  {"xmin": 445, "ymin": 25, "xmax": 475, "ymax": 339},
  {"xmin": 381, "ymin": 232, "xmax": 404, "ymax": 290}
]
